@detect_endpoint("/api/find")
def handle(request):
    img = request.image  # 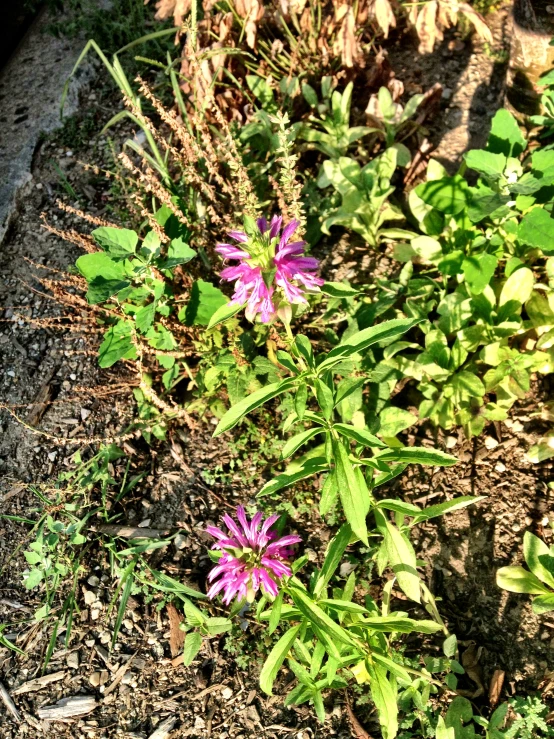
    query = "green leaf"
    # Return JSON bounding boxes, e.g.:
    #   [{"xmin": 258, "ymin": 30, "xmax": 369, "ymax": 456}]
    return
[
  {"xmin": 207, "ymin": 300, "xmax": 244, "ymax": 329},
  {"xmin": 135, "ymin": 302, "xmax": 156, "ymax": 333},
  {"xmin": 518, "ymin": 208, "xmax": 554, "ymax": 255},
  {"xmin": 315, "ymin": 523, "xmax": 352, "ymax": 594},
  {"xmin": 289, "ymin": 587, "xmax": 357, "ymax": 648},
  {"xmin": 260, "ymin": 624, "xmax": 301, "ymax": 695},
  {"xmin": 319, "ymin": 318, "xmax": 419, "ymax": 371},
  {"xmin": 205, "ymin": 617, "xmax": 232, "ymax": 635},
  {"xmin": 378, "ymin": 407, "xmax": 417, "ymax": 437},
  {"xmin": 183, "ymin": 632, "xmax": 203, "ymax": 666},
  {"xmin": 361, "ymin": 615, "xmax": 442, "ymax": 634},
  {"xmin": 98, "ymin": 320, "xmax": 137, "ymax": 368},
  {"xmin": 523, "ymin": 531, "xmax": 554, "ymax": 589},
  {"xmin": 92, "ymin": 226, "xmax": 138, "ymax": 258},
  {"xmin": 335, "ymin": 423, "xmax": 388, "ymax": 448},
  {"xmin": 532, "ymin": 593, "xmax": 554, "ymax": 614},
  {"xmin": 76, "ymin": 252, "xmax": 130, "ymax": 304},
  {"xmin": 487, "ymin": 109, "xmax": 526, "ymax": 157},
  {"xmin": 367, "ymin": 662, "xmax": 398, "ymax": 739},
  {"xmin": 416, "ymin": 175, "xmax": 469, "ymax": 215},
  {"xmin": 411, "ymin": 495, "xmax": 485, "ymax": 524},
  {"xmin": 268, "ymin": 591, "xmax": 284, "ymax": 635},
  {"xmin": 320, "ymin": 281, "xmax": 361, "ymax": 297},
  {"xmin": 182, "ymin": 279, "xmax": 228, "ymax": 326},
  {"xmin": 462, "ymin": 253, "xmax": 498, "ymax": 295},
  {"xmin": 214, "ymin": 377, "xmax": 297, "ymax": 436},
  {"xmin": 451, "ymin": 371, "xmax": 486, "ymax": 398},
  {"xmin": 376, "ymin": 448, "xmax": 457, "ymax": 467},
  {"xmin": 164, "ymin": 237, "xmax": 196, "ymax": 268},
  {"xmin": 319, "ymin": 470, "xmax": 339, "ymax": 516},
  {"xmin": 257, "ymin": 458, "xmax": 328, "ymax": 497},
  {"xmin": 333, "ymin": 440, "xmax": 369, "ymax": 544},
  {"xmin": 464, "ymin": 150, "xmax": 506, "ymax": 180},
  {"xmin": 499, "ymin": 266, "xmax": 534, "ymax": 306},
  {"xmin": 496, "ymin": 565, "xmax": 551, "ymax": 594},
  {"xmin": 281, "ymin": 427, "xmax": 324, "ymax": 459},
  {"xmin": 382, "ymin": 520, "xmax": 420, "ymax": 602},
  {"xmin": 443, "ymin": 634, "xmax": 457, "ymax": 658}
]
